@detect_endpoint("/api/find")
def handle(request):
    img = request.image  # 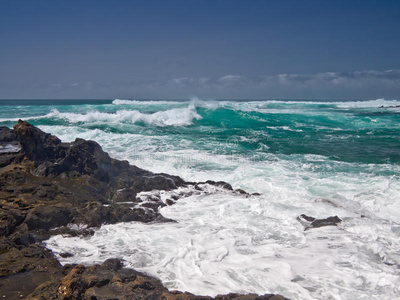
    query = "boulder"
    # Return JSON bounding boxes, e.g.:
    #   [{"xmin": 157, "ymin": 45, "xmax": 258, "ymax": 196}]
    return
[
  {"xmin": 297, "ymin": 214, "xmax": 342, "ymax": 230},
  {"xmin": 24, "ymin": 205, "xmax": 73, "ymax": 231},
  {"xmin": 0, "ymin": 208, "xmax": 25, "ymax": 237}
]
